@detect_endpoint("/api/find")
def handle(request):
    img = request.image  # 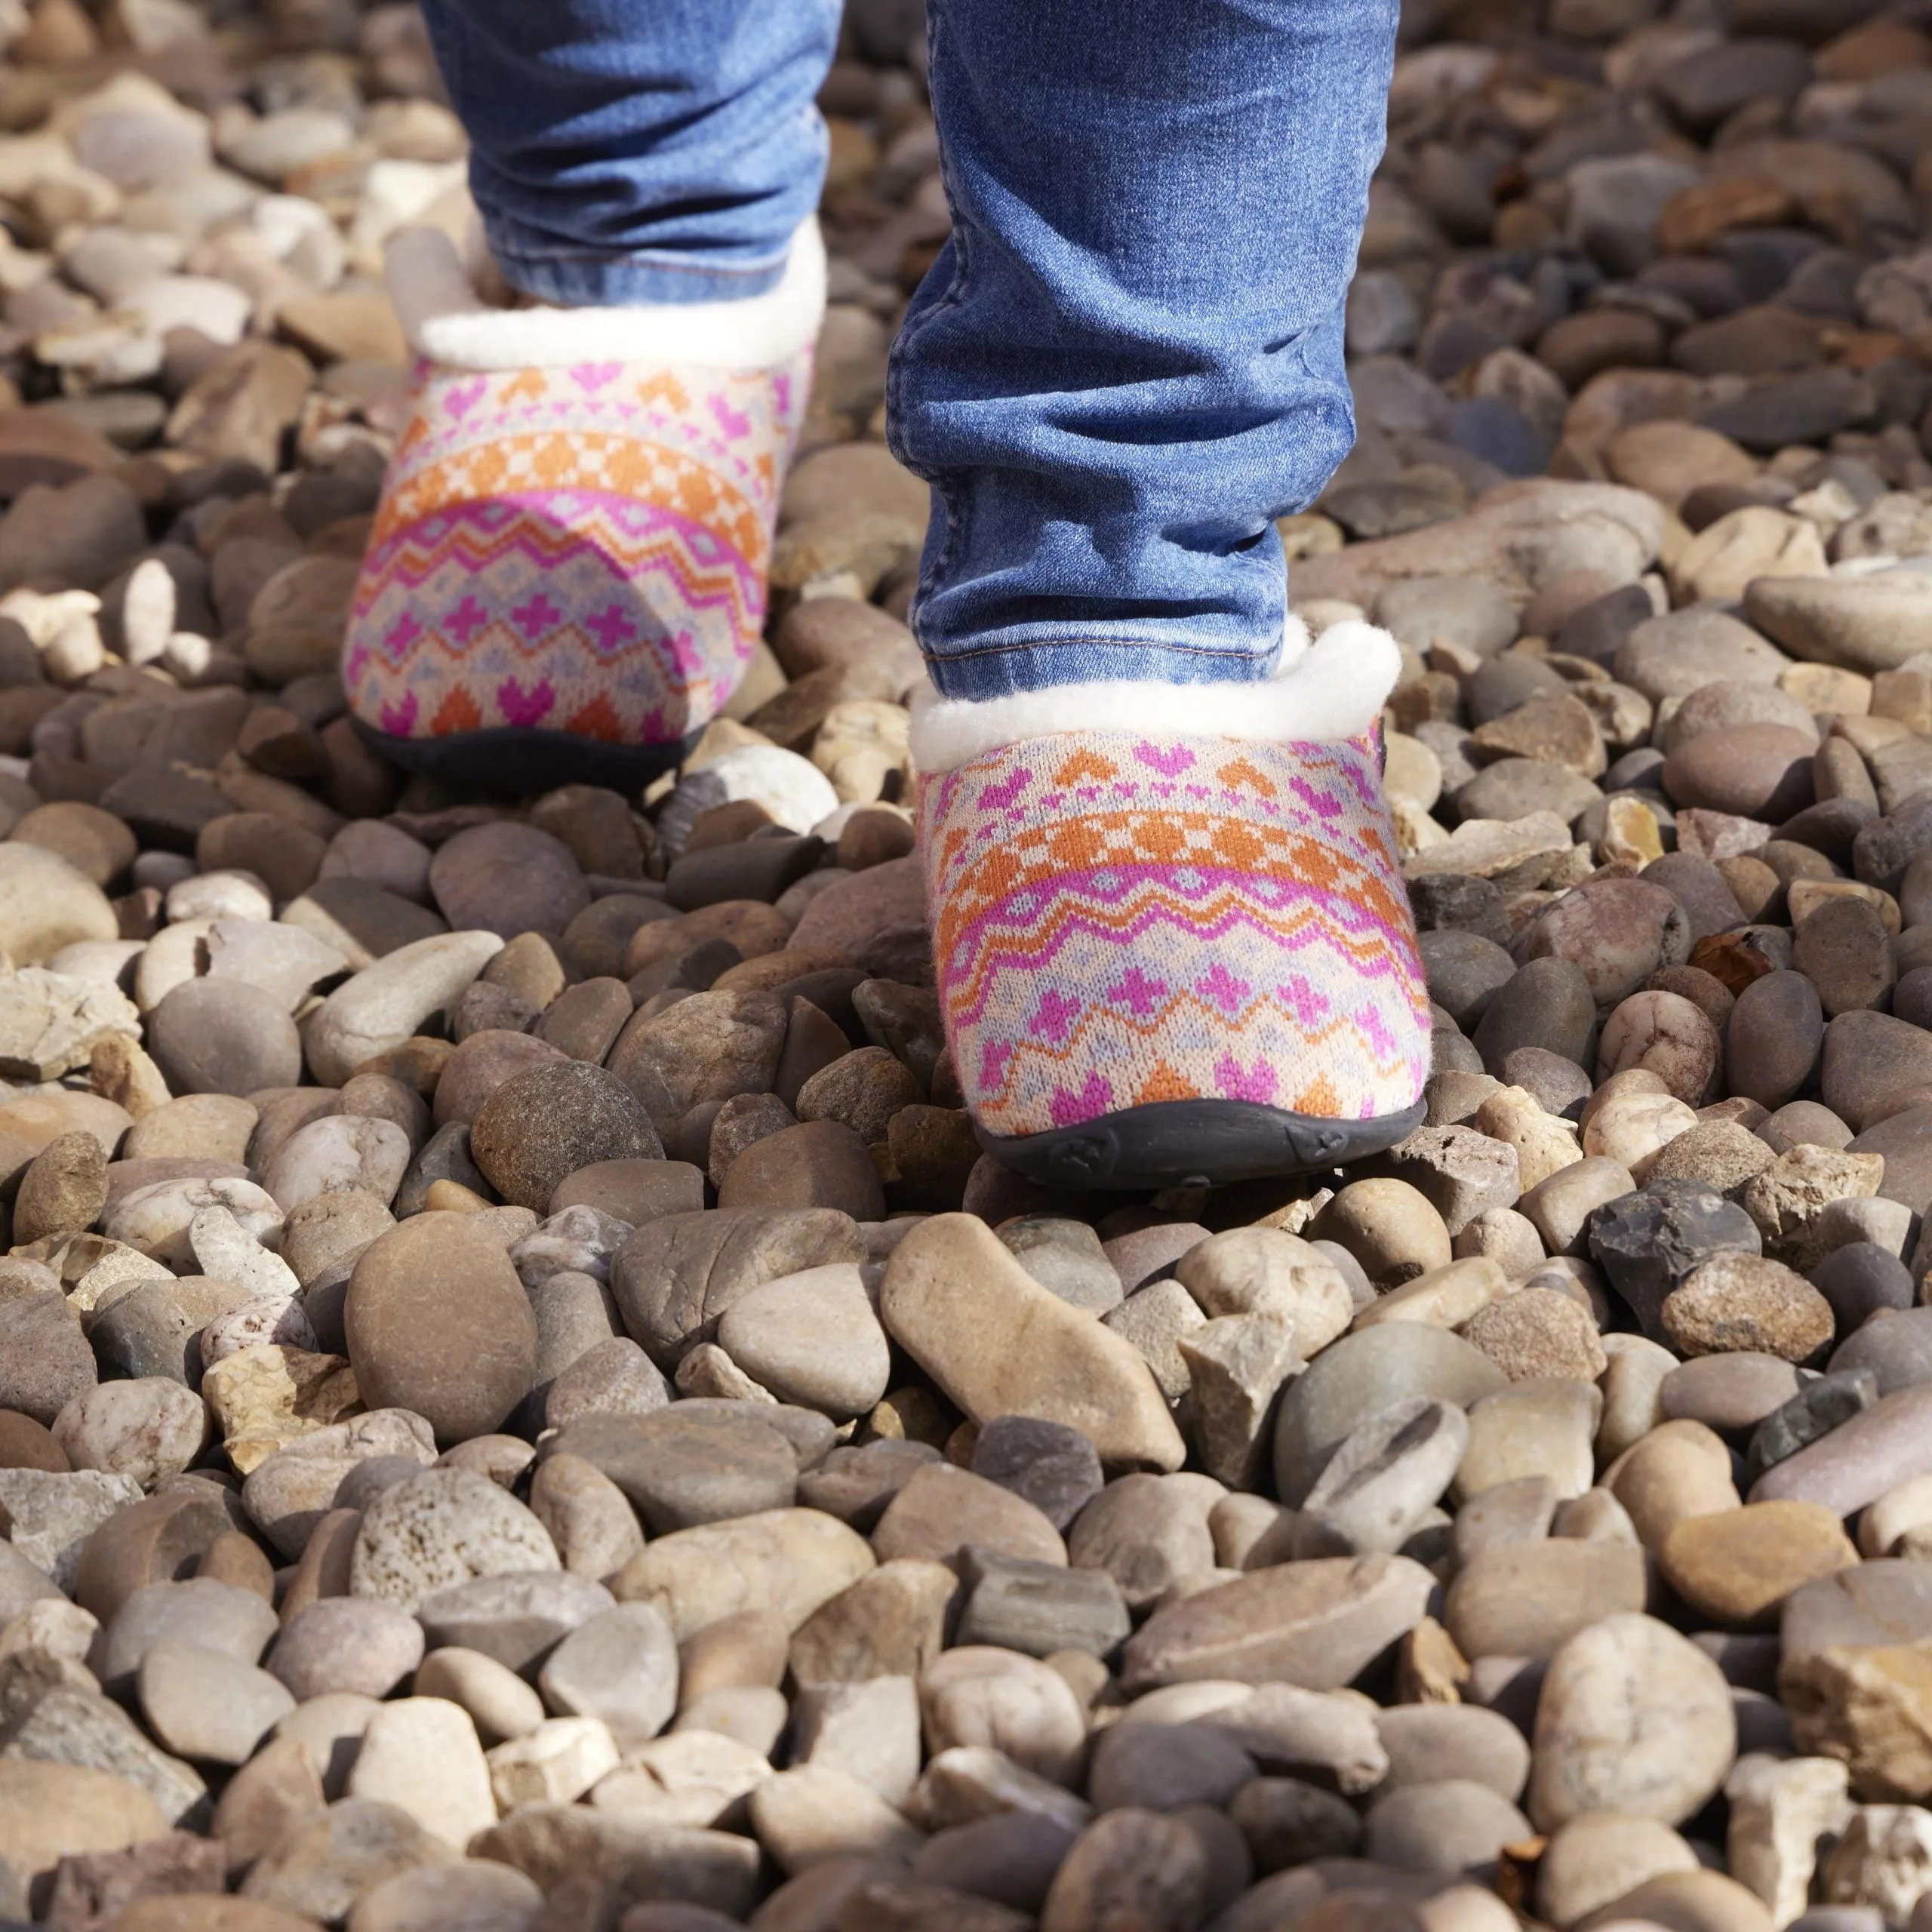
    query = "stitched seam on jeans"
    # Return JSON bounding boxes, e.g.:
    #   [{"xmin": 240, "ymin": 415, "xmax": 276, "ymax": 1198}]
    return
[
  {"xmin": 934, "ymin": 635, "xmax": 1276, "ymax": 663},
  {"xmin": 491, "ymin": 249, "xmax": 792, "ymax": 280},
  {"xmin": 888, "ymin": 0, "xmax": 972, "ymax": 630}
]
